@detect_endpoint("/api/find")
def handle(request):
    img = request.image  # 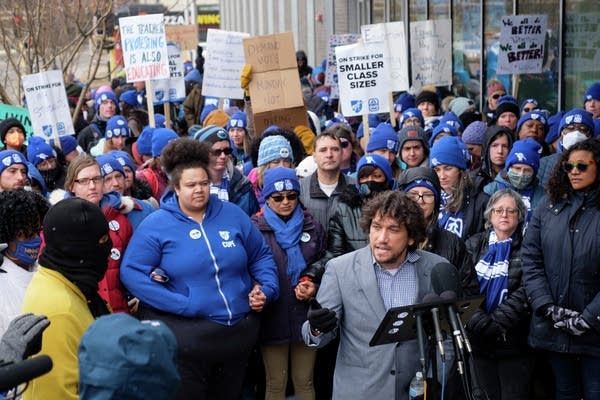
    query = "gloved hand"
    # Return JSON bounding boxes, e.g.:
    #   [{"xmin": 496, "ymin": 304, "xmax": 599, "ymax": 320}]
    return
[
  {"xmin": 554, "ymin": 315, "xmax": 590, "ymax": 336},
  {"xmin": 544, "ymin": 305, "xmax": 580, "ymax": 323},
  {"xmin": 293, "ymin": 125, "xmax": 316, "ymax": 156},
  {"xmin": 240, "ymin": 64, "xmax": 252, "ymax": 97},
  {"xmin": 307, "ymin": 299, "xmax": 337, "ymax": 335},
  {"xmin": 0, "ymin": 314, "xmax": 50, "ymax": 363}
]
